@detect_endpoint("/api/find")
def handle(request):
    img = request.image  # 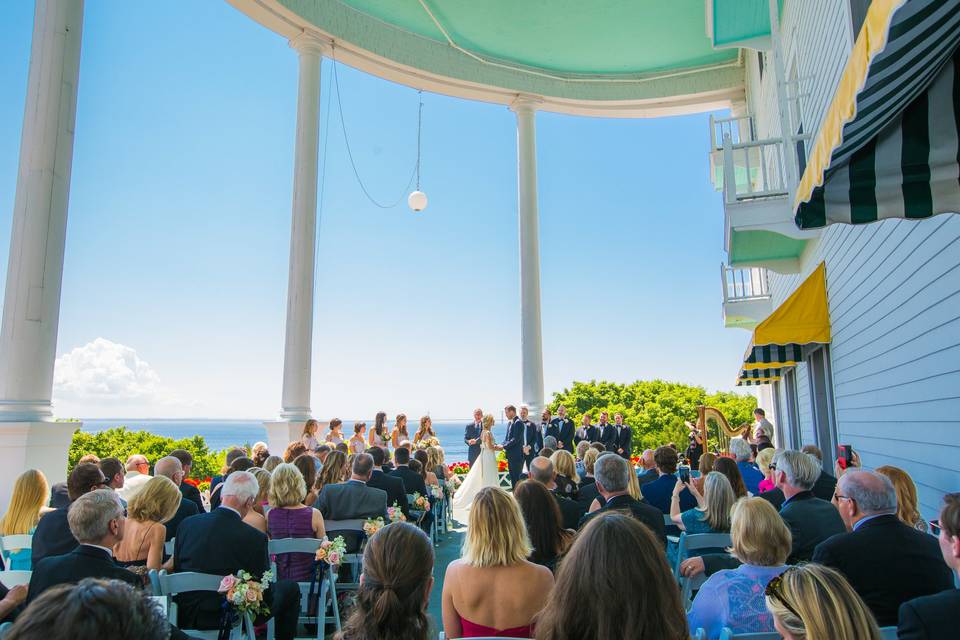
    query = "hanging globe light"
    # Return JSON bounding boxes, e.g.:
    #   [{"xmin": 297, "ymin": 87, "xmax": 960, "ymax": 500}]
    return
[{"xmin": 408, "ymin": 190, "xmax": 428, "ymax": 212}]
